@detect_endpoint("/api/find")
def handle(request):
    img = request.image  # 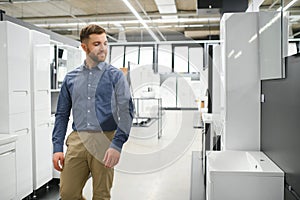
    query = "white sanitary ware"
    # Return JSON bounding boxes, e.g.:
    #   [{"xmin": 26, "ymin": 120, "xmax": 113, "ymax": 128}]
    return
[{"xmin": 206, "ymin": 150, "xmax": 284, "ymax": 200}]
